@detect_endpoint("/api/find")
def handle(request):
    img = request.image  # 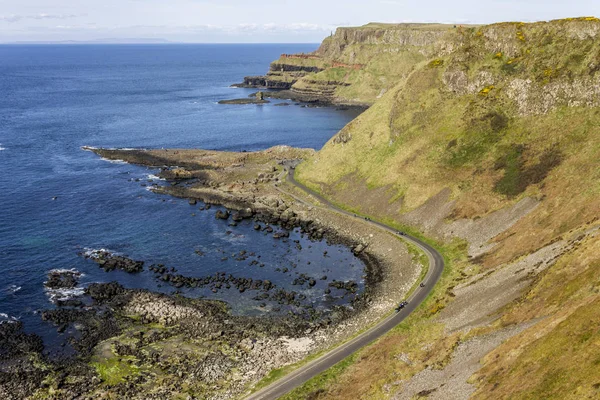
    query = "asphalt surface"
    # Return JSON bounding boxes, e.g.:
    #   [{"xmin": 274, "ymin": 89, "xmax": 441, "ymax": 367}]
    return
[{"xmin": 244, "ymin": 170, "xmax": 445, "ymax": 400}]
